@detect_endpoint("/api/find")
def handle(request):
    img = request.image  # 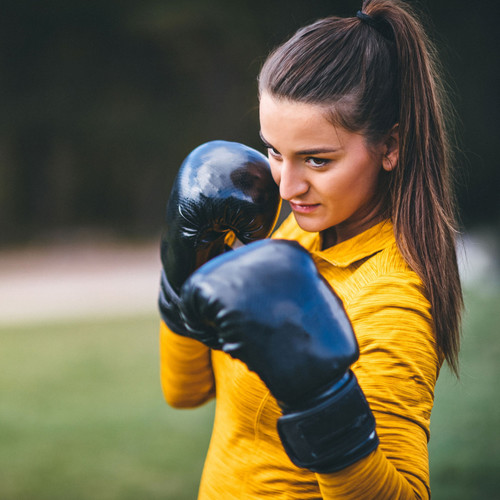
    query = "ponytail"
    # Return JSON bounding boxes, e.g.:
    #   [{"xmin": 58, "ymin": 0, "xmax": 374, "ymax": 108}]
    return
[
  {"xmin": 259, "ymin": 0, "xmax": 463, "ymax": 375},
  {"xmin": 362, "ymin": 0, "xmax": 463, "ymax": 375}
]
